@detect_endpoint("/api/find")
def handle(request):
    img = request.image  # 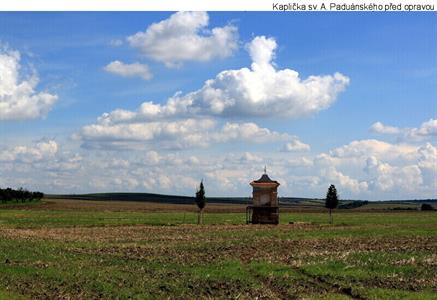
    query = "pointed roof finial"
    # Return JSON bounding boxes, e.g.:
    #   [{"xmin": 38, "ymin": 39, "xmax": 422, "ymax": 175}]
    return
[{"xmin": 264, "ymin": 165, "xmax": 267, "ymax": 174}]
